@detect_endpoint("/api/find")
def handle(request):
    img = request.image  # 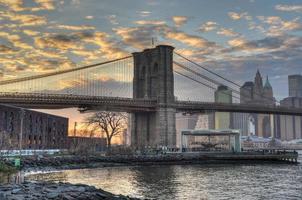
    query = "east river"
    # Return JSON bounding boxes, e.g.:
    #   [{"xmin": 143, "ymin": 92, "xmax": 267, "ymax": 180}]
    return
[{"xmin": 17, "ymin": 151, "xmax": 301, "ymax": 200}]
